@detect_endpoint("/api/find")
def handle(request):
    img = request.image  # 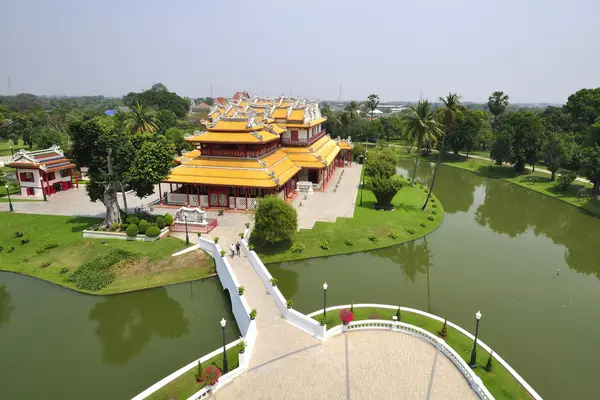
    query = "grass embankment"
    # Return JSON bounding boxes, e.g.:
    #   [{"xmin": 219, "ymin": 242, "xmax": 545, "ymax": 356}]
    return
[
  {"xmin": 146, "ymin": 347, "xmax": 239, "ymax": 400},
  {"xmin": 256, "ymin": 180, "xmax": 444, "ymax": 263},
  {"xmin": 0, "ymin": 213, "xmax": 216, "ymax": 294},
  {"xmin": 314, "ymin": 307, "xmax": 531, "ymax": 400},
  {"xmin": 0, "ymin": 140, "xmax": 28, "ymax": 156},
  {"xmin": 439, "ymin": 155, "xmax": 600, "ymax": 217}
]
